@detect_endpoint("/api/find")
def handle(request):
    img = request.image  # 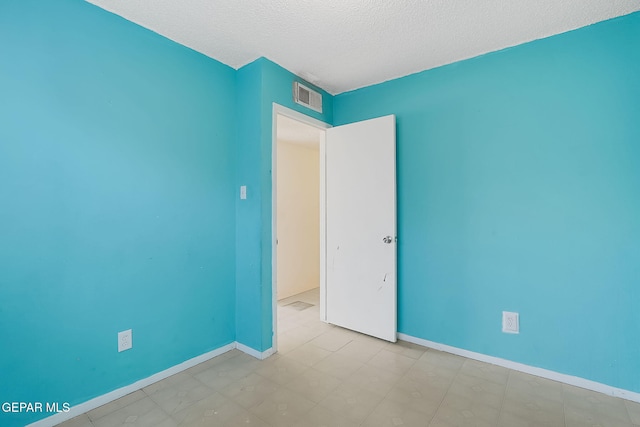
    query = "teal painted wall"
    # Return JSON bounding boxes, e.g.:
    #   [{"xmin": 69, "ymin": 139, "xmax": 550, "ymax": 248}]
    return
[
  {"xmin": 0, "ymin": 1, "xmax": 237, "ymax": 425},
  {"xmin": 3, "ymin": 0, "xmax": 638, "ymax": 425},
  {"xmin": 235, "ymin": 58, "xmax": 333, "ymax": 351},
  {"xmin": 235, "ymin": 60, "xmax": 264, "ymax": 351},
  {"xmin": 334, "ymin": 12, "xmax": 640, "ymax": 392}
]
